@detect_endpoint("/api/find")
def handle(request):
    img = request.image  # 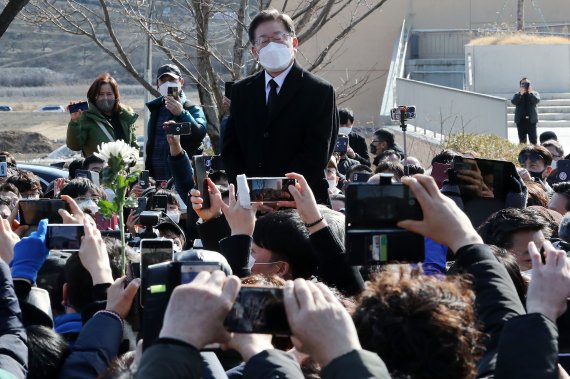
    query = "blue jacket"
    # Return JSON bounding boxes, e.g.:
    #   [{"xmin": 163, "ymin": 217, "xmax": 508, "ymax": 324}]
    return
[
  {"xmin": 145, "ymin": 94, "xmax": 207, "ymax": 178},
  {"xmin": 58, "ymin": 311, "xmax": 123, "ymax": 379},
  {"xmin": 0, "ymin": 260, "xmax": 27, "ymax": 379}
]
